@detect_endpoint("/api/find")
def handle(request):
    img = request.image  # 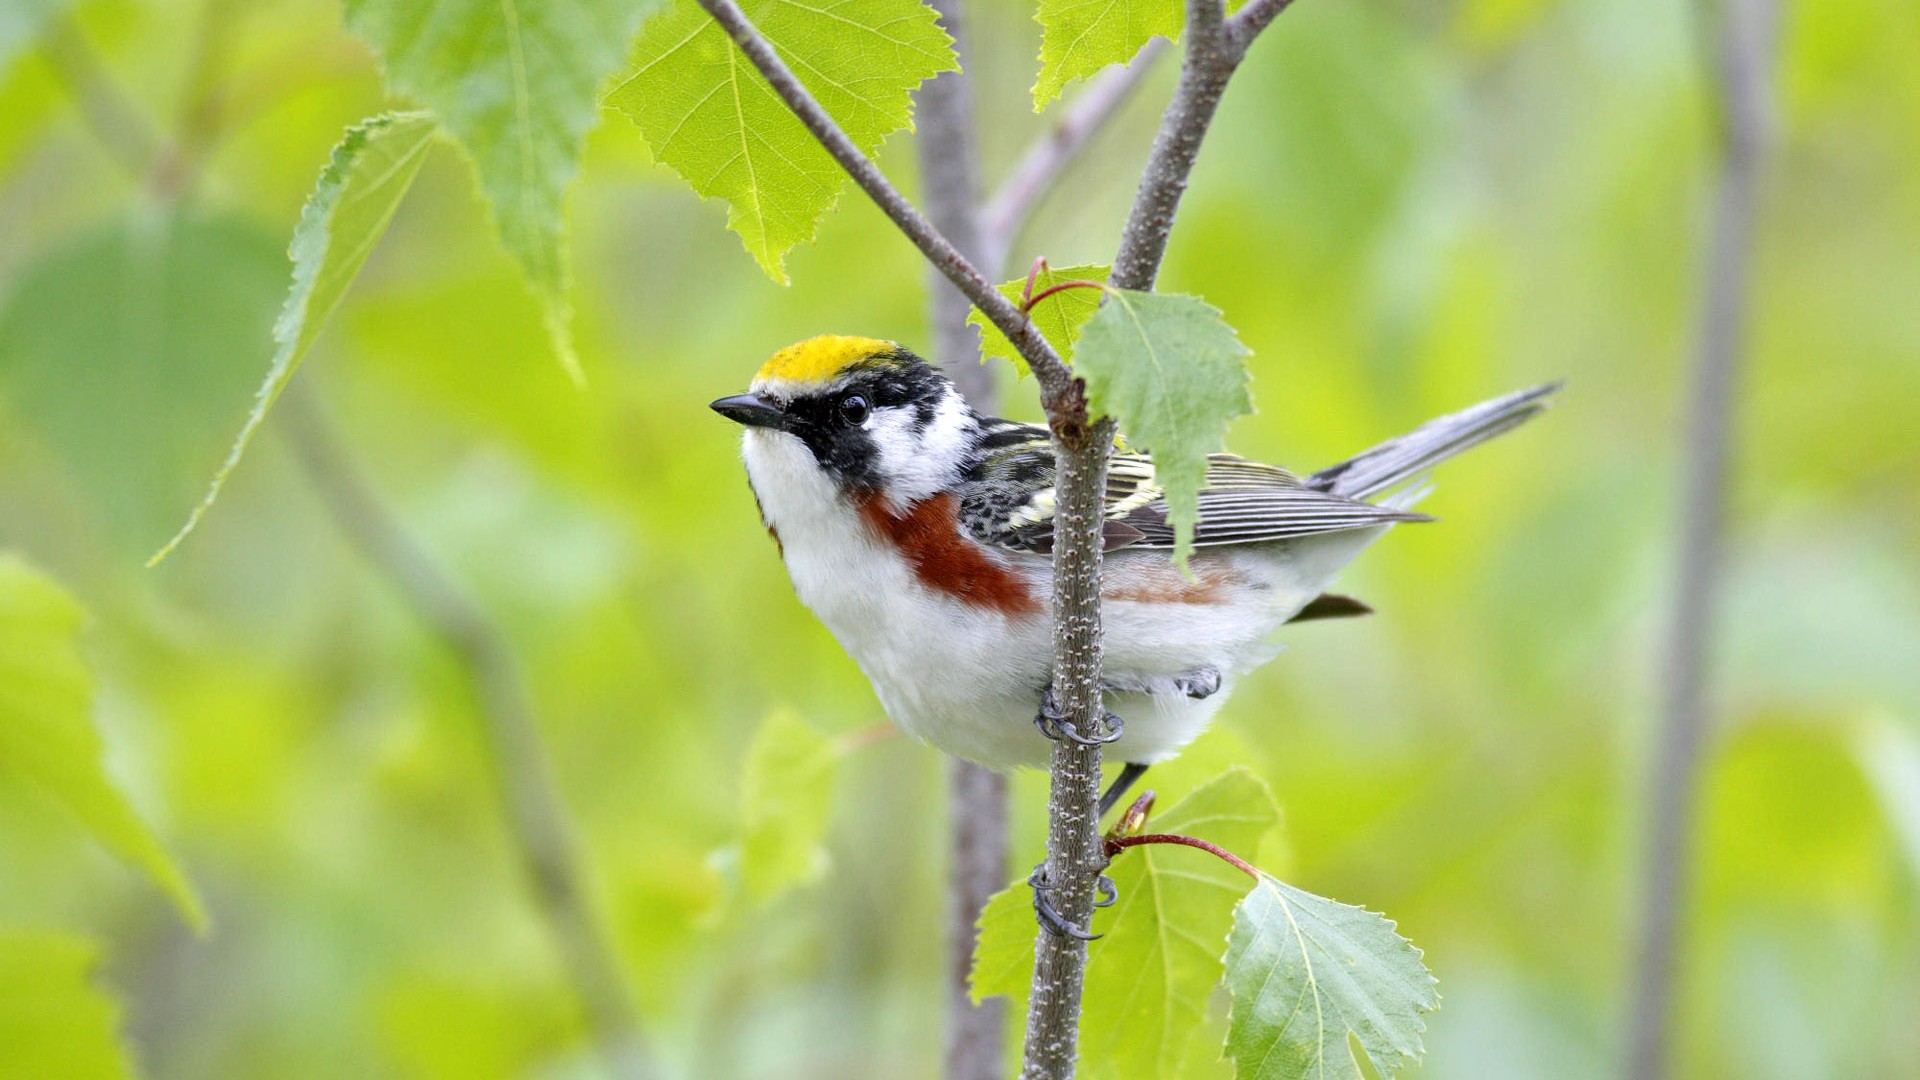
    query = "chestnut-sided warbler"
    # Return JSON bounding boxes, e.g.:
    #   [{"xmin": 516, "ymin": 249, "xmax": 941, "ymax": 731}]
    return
[{"xmin": 714, "ymin": 335, "xmax": 1555, "ymax": 811}]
